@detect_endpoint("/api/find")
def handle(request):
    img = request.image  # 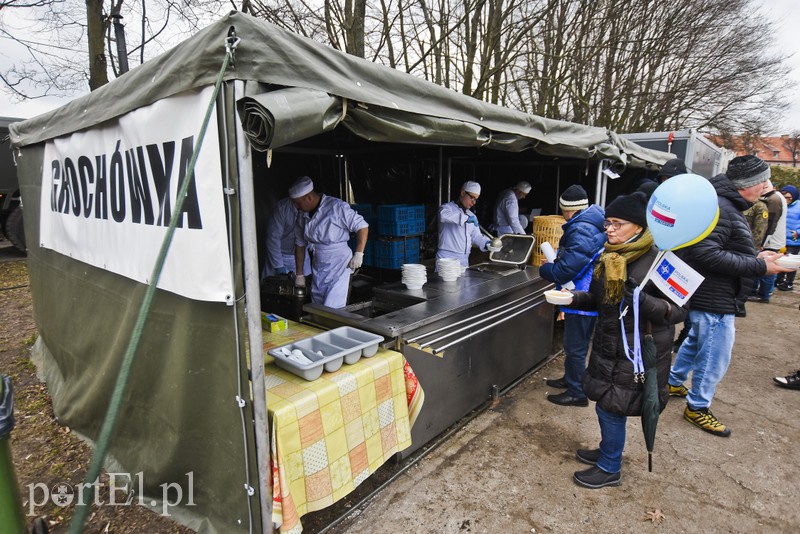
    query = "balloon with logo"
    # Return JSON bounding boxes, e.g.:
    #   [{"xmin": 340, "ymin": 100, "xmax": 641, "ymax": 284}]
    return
[{"xmin": 646, "ymin": 173, "xmax": 719, "ymax": 250}]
